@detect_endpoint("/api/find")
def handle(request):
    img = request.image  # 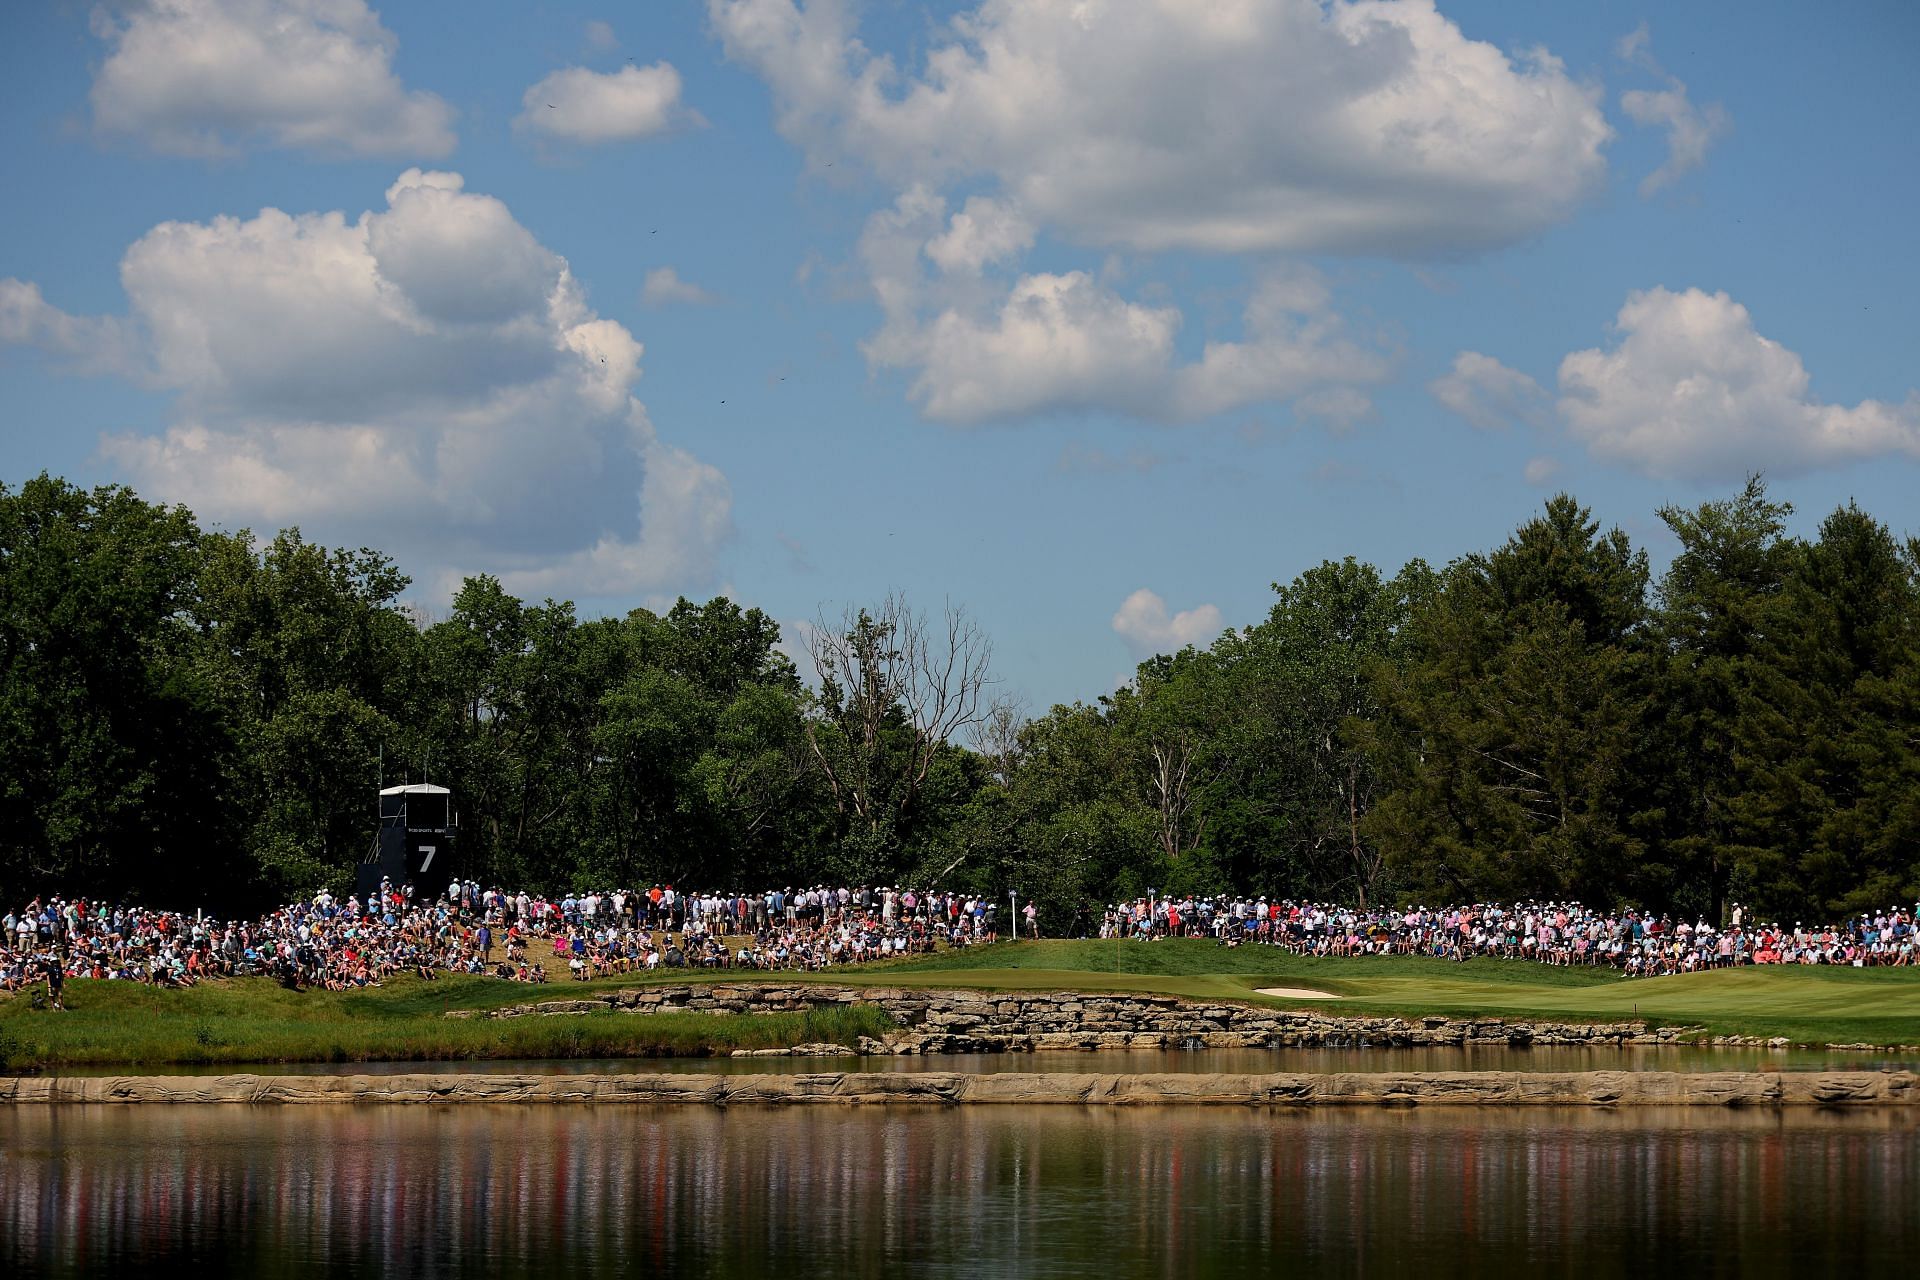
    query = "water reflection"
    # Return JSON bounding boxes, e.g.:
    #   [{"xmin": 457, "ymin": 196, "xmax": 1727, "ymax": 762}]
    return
[{"xmin": 3, "ymin": 1106, "xmax": 1914, "ymax": 1276}]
